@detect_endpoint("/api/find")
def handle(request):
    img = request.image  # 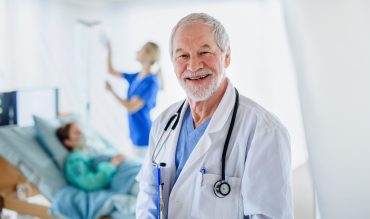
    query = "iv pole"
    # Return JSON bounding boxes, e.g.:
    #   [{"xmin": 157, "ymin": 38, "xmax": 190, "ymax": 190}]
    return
[{"xmin": 75, "ymin": 19, "xmax": 101, "ymax": 122}]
